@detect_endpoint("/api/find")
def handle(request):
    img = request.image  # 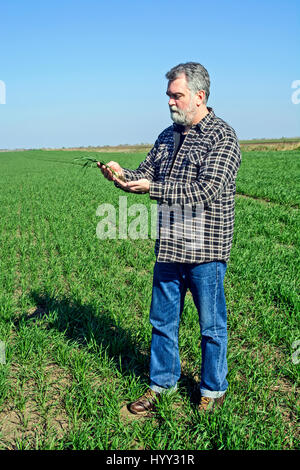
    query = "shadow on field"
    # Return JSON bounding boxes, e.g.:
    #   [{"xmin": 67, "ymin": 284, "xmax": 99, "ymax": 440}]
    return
[
  {"xmin": 14, "ymin": 291, "xmax": 200, "ymax": 403},
  {"xmin": 17, "ymin": 291, "xmax": 150, "ymax": 384}
]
